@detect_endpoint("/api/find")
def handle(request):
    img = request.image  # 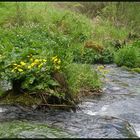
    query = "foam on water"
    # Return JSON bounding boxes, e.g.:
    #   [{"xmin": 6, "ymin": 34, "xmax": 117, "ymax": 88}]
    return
[
  {"xmin": 84, "ymin": 105, "xmax": 109, "ymax": 116},
  {"xmin": 136, "ymin": 131, "xmax": 140, "ymax": 137},
  {"xmin": 0, "ymin": 108, "xmax": 7, "ymax": 113}
]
